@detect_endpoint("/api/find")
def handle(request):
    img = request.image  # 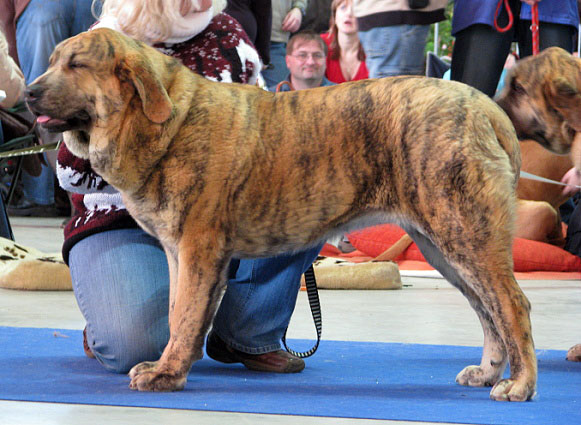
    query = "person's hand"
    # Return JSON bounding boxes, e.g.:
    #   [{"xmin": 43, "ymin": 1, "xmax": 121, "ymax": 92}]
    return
[
  {"xmin": 561, "ymin": 166, "xmax": 581, "ymax": 197},
  {"xmin": 520, "ymin": 0, "xmax": 542, "ymax": 6},
  {"xmin": 281, "ymin": 8, "xmax": 302, "ymax": 33}
]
